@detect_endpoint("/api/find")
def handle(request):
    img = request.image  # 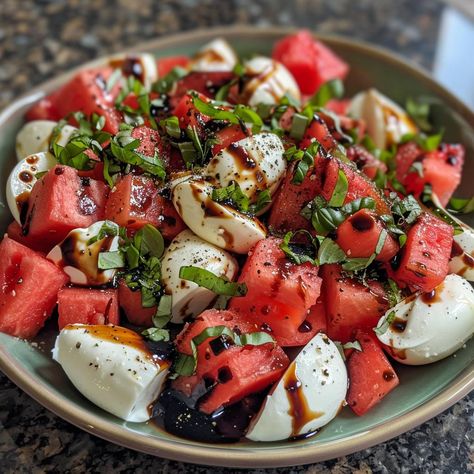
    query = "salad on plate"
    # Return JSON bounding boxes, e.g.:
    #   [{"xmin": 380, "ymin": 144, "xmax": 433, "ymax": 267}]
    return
[{"xmin": 1, "ymin": 30, "xmax": 473, "ymax": 443}]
